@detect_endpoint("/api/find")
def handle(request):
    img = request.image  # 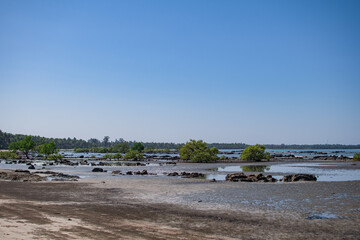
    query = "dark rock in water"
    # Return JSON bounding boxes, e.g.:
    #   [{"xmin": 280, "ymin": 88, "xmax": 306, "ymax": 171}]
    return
[
  {"xmin": 226, "ymin": 172, "xmax": 278, "ymax": 182},
  {"xmin": 210, "ymin": 178, "xmax": 216, "ymax": 182},
  {"xmin": 112, "ymin": 170, "xmax": 122, "ymax": 174},
  {"xmin": 282, "ymin": 174, "xmax": 317, "ymax": 182},
  {"xmin": 167, "ymin": 172, "xmax": 179, "ymax": 176},
  {"xmin": 126, "ymin": 171, "xmax": 133, "ymax": 175},
  {"xmin": 92, "ymin": 168, "xmax": 104, "ymax": 172},
  {"xmin": 79, "ymin": 155, "xmax": 84, "ymax": 158},
  {"xmin": 28, "ymin": 165, "xmax": 35, "ymax": 170}
]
